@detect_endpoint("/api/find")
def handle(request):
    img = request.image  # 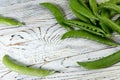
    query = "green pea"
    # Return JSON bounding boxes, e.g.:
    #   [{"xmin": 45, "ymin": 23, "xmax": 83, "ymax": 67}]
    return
[
  {"xmin": 69, "ymin": 0, "xmax": 97, "ymax": 20},
  {"xmin": 2, "ymin": 55, "xmax": 56, "ymax": 76},
  {"xmin": 89, "ymin": 0, "xmax": 98, "ymax": 16},
  {"xmin": 100, "ymin": 3, "xmax": 120, "ymax": 14},
  {"xmin": 99, "ymin": 16, "xmax": 120, "ymax": 34},
  {"xmin": 61, "ymin": 30, "xmax": 118, "ymax": 47},
  {"xmin": 40, "ymin": 3, "xmax": 73, "ymax": 31},
  {"xmin": 77, "ymin": 50, "xmax": 120, "ymax": 69},
  {"xmin": 0, "ymin": 16, "xmax": 24, "ymax": 26},
  {"xmin": 65, "ymin": 20, "xmax": 110, "ymax": 37}
]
